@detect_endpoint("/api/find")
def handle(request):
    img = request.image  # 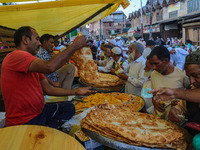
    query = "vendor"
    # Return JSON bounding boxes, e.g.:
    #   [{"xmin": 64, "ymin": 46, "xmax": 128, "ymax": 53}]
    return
[{"xmin": 1, "ymin": 26, "xmax": 96, "ymax": 129}]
